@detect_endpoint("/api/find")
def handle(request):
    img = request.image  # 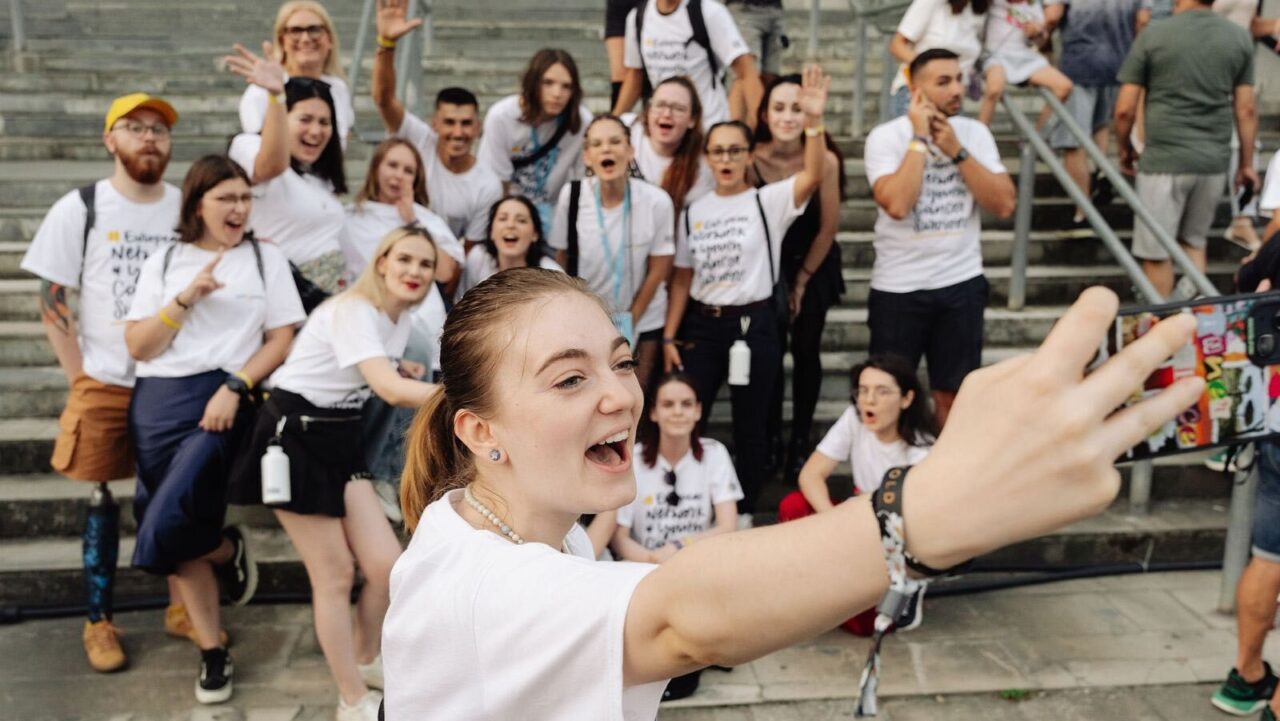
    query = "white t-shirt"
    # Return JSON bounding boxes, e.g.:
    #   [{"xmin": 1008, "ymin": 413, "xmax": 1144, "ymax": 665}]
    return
[
  {"xmin": 815, "ymin": 406, "xmax": 933, "ymax": 495},
  {"xmin": 126, "ymin": 241, "xmax": 305, "ymax": 378},
  {"xmin": 239, "ymin": 74, "xmax": 355, "ymax": 150},
  {"xmin": 616, "ymin": 440, "xmax": 743, "ymax": 550},
  {"xmin": 269, "ymin": 295, "xmax": 411, "ymax": 408},
  {"xmin": 987, "ymin": 0, "xmax": 1046, "ymax": 55},
  {"xmin": 454, "ymin": 244, "xmax": 565, "ymax": 302},
  {"xmin": 397, "ymin": 112, "xmax": 505, "ymax": 241},
  {"xmin": 1260, "ymin": 151, "xmax": 1280, "ymax": 217},
  {"xmin": 629, "ymin": 121, "xmax": 716, "ymax": 208},
  {"xmin": 476, "ymin": 95, "xmax": 591, "ymax": 212},
  {"xmin": 21, "ymin": 181, "xmax": 180, "ymax": 388},
  {"xmin": 864, "ymin": 115, "xmax": 1005, "ymax": 293},
  {"xmin": 623, "ymin": 0, "xmax": 750, "ymax": 129},
  {"xmin": 228, "ymin": 133, "xmax": 346, "ymax": 266},
  {"xmin": 548, "ymin": 178, "xmax": 675, "ymax": 334},
  {"xmin": 675, "ymin": 176, "xmax": 806, "ymax": 306},
  {"xmin": 383, "ymin": 489, "xmax": 668, "ymax": 720},
  {"xmin": 340, "ymin": 201, "xmax": 465, "ymax": 279},
  {"xmin": 889, "ymin": 0, "xmax": 985, "ymax": 93}
]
